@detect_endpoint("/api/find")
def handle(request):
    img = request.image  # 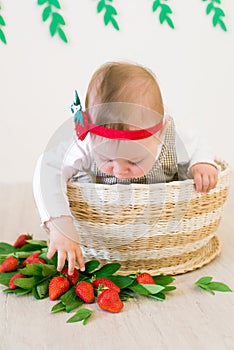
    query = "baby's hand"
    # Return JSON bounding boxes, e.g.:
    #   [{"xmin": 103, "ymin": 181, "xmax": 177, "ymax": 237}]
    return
[
  {"xmin": 191, "ymin": 163, "xmax": 218, "ymax": 193},
  {"xmin": 46, "ymin": 216, "xmax": 85, "ymax": 275}
]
